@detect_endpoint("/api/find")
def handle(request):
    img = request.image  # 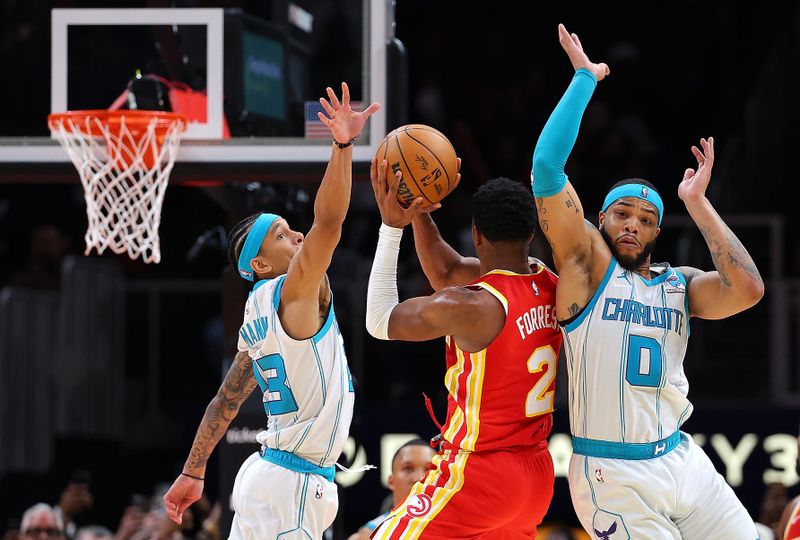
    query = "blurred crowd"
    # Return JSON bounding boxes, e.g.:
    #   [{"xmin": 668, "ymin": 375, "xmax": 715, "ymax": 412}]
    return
[{"xmin": 3, "ymin": 481, "xmax": 220, "ymax": 540}]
